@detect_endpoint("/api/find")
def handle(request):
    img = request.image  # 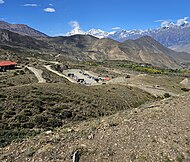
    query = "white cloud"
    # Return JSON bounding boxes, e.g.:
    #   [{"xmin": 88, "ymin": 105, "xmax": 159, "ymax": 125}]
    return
[
  {"xmin": 24, "ymin": 4, "xmax": 39, "ymax": 7},
  {"xmin": 161, "ymin": 20, "xmax": 173, "ymax": 28},
  {"xmin": 49, "ymin": 3, "xmax": 53, "ymax": 6},
  {"xmin": 154, "ymin": 20, "xmax": 164, "ymax": 23},
  {"xmin": 112, "ymin": 27, "xmax": 121, "ymax": 30},
  {"xmin": 0, "ymin": 0, "xmax": 4, "ymax": 4},
  {"xmin": 66, "ymin": 21, "xmax": 85, "ymax": 36},
  {"xmin": 156, "ymin": 17, "xmax": 190, "ymax": 28},
  {"xmin": 176, "ymin": 17, "xmax": 189, "ymax": 26},
  {"xmin": 44, "ymin": 7, "xmax": 56, "ymax": 13},
  {"xmin": 1, "ymin": 17, "xmax": 6, "ymax": 20},
  {"xmin": 70, "ymin": 21, "xmax": 81, "ymax": 30}
]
